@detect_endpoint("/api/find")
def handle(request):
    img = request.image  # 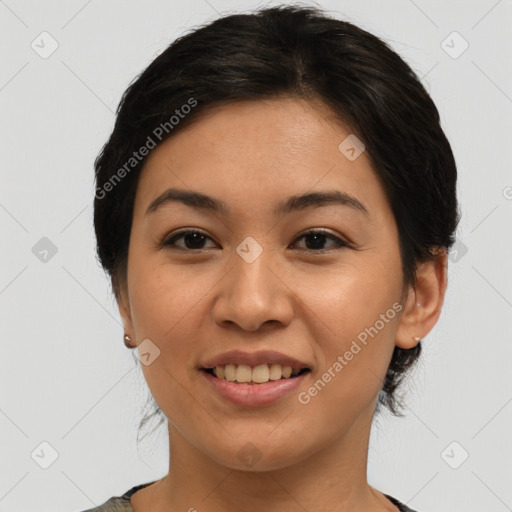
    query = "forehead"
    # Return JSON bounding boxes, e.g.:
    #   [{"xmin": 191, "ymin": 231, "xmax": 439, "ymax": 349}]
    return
[{"xmin": 134, "ymin": 97, "xmax": 387, "ymax": 219}]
